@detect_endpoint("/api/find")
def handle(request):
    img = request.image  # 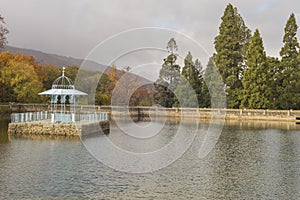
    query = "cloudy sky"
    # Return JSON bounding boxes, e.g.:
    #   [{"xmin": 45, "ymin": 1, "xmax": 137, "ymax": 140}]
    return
[{"xmin": 0, "ymin": 0, "xmax": 299, "ymax": 68}]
